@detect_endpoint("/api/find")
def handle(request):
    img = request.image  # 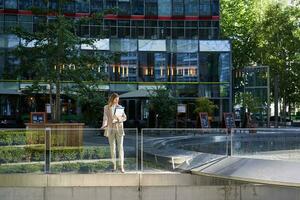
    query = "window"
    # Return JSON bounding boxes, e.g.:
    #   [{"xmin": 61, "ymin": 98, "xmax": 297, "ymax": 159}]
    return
[
  {"xmin": 212, "ymin": 0, "xmax": 219, "ymax": 15},
  {"xmin": 90, "ymin": 0, "xmax": 103, "ymax": 13},
  {"xmin": 131, "ymin": 20, "xmax": 144, "ymax": 38},
  {"xmin": 139, "ymin": 52, "xmax": 155, "ymax": 82},
  {"xmin": 0, "ymin": 15, "xmax": 4, "ymax": 33},
  {"xmin": 158, "ymin": 0, "xmax": 171, "ymax": 16},
  {"xmin": 76, "ymin": 0, "xmax": 90, "ymax": 13},
  {"xmin": 49, "ymin": 0, "xmax": 58, "ymax": 11},
  {"xmin": 145, "ymin": 20, "xmax": 158, "ymax": 39},
  {"xmin": 145, "ymin": 0, "xmax": 157, "ymax": 16},
  {"xmin": 174, "ymin": 53, "xmax": 198, "ymax": 82},
  {"xmin": 4, "ymin": 0, "xmax": 17, "ymax": 9},
  {"xmin": 0, "ymin": 0, "xmax": 3, "ymax": 9},
  {"xmin": 19, "ymin": 15, "xmax": 33, "ymax": 33},
  {"xmin": 19, "ymin": 0, "xmax": 33, "ymax": 10},
  {"xmin": 110, "ymin": 53, "xmax": 137, "ymax": 81},
  {"xmin": 172, "ymin": 0, "xmax": 184, "ymax": 16},
  {"xmin": 185, "ymin": 0, "xmax": 198, "ymax": 16},
  {"xmin": 154, "ymin": 53, "xmax": 169, "ymax": 81},
  {"xmin": 172, "ymin": 21, "xmax": 184, "ymax": 39},
  {"xmin": 104, "ymin": 20, "xmax": 117, "ymax": 37},
  {"xmin": 132, "ymin": 0, "xmax": 144, "ymax": 15},
  {"xmin": 63, "ymin": 1, "xmax": 75, "ymax": 13},
  {"xmin": 118, "ymin": 0, "xmax": 131, "ymax": 16},
  {"xmin": 199, "ymin": 0, "xmax": 211, "ymax": 16},
  {"xmin": 4, "ymin": 15, "xmax": 17, "ymax": 32},
  {"xmin": 33, "ymin": 16, "xmax": 47, "ymax": 32},
  {"xmin": 158, "ymin": 21, "xmax": 171, "ymax": 39},
  {"xmin": 185, "ymin": 21, "xmax": 198, "ymax": 39},
  {"xmin": 105, "ymin": 0, "xmax": 116, "ymax": 9},
  {"xmin": 33, "ymin": 0, "xmax": 48, "ymax": 9},
  {"xmin": 118, "ymin": 20, "xmax": 130, "ymax": 38}
]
